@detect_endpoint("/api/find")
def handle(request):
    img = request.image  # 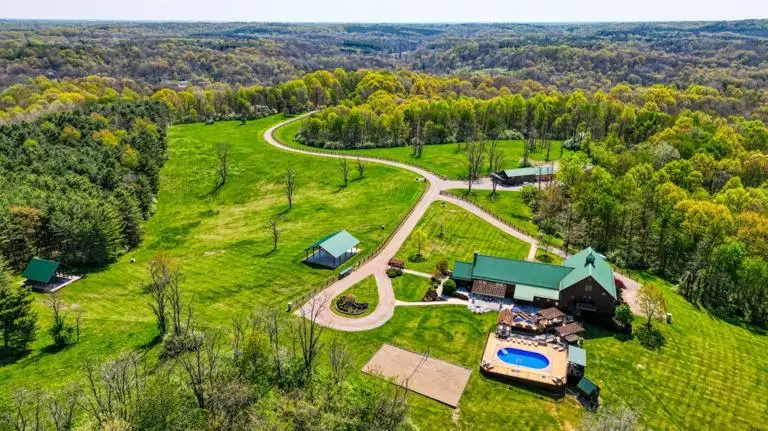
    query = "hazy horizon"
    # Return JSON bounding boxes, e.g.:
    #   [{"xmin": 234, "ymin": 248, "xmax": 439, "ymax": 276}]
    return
[{"xmin": 3, "ymin": 0, "xmax": 767, "ymax": 24}]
